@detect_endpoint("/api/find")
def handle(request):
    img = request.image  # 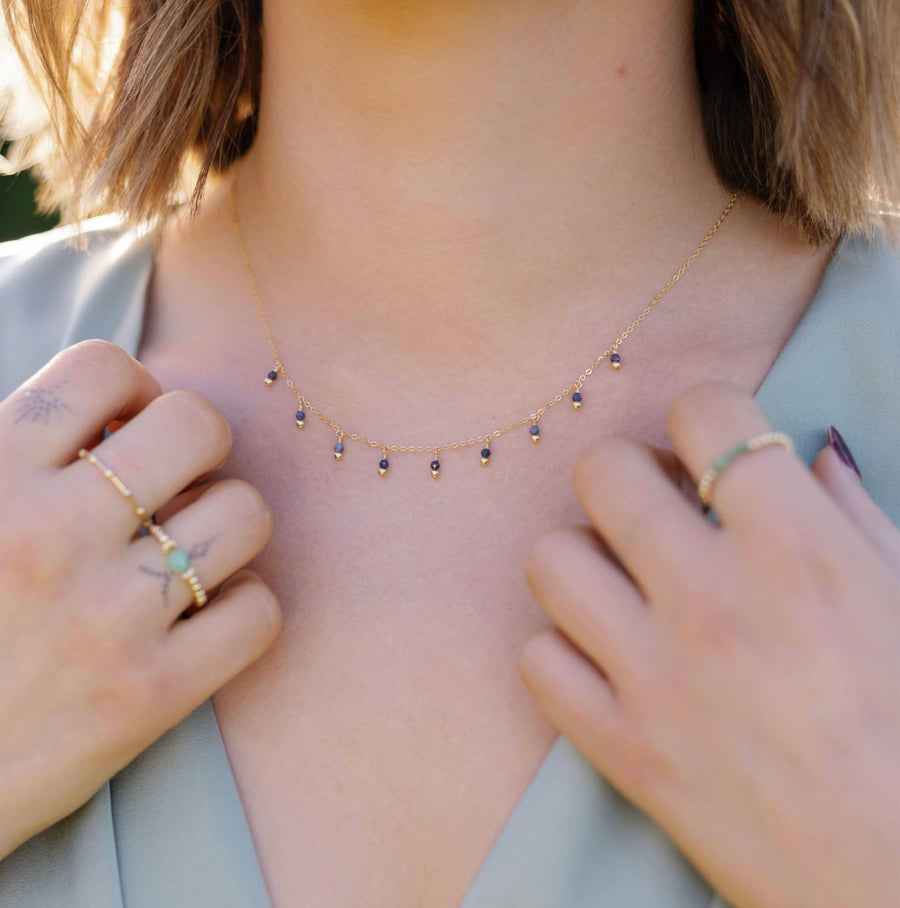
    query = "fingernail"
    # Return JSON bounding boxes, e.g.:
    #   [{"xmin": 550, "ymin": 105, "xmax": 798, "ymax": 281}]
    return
[{"xmin": 827, "ymin": 425, "xmax": 862, "ymax": 479}]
